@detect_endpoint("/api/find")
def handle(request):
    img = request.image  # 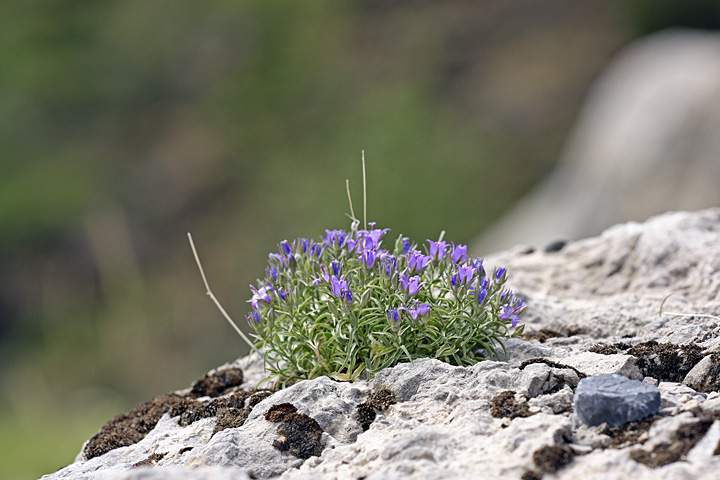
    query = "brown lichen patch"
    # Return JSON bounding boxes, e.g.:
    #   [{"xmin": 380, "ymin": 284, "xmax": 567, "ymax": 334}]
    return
[
  {"xmin": 208, "ymin": 390, "xmax": 275, "ymax": 436},
  {"xmin": 248, "ymin": 390, "xmax": 274, "ymax": 408},
  {"xmin": 265, "ymin": 403, "xmax": 324, "ymax": 459},
  {"xmin": 532, "ymin": 445, "xmax": 574, "ymax": 473},
  {"xmin": 356, "ymin": 388, "xmax": 397, "ymax": 431},
  {"xmin": 629, "ymin": 418, "xmax": 713, "ymax": 468},
  {"xmin": 208, "ymin": 390, "xmax": 276, "ymax": 437},
  {"xmin": 84, "ymin": 393, "xmax": 188, "ymax": 459},
  {"xmin": 214, "ymin": 407, "xmax": 250, "ymax": 435},
  {"xmin": 83, "ymin": 365, "xmax": 278, "ymax": 459},
  {"xmin": 190, "ymin": 367, "xmax": 244, "ymax": 398},
  {"xmin": 171, "ymin": 390, "xmax": 251, "ymax": 427},
  {"xmin": 132, "ymin": 452, "xmax": 166, "ymax": 467},
  {"xmin": 522, "ymin": 329, "xmax": 563, "ymax": 343},
  {"xmin": 490, "ymin": 390, "xmax": 532, "ymax": 419}
]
